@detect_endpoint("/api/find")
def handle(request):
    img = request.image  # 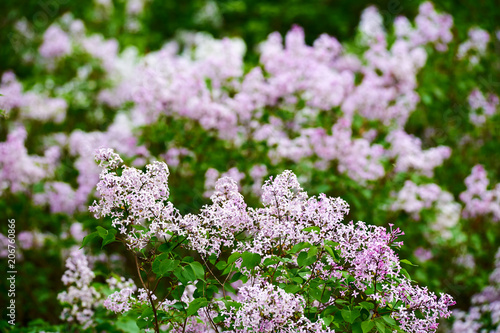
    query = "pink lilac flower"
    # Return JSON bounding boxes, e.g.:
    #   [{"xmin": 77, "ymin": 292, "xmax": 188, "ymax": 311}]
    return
[
  {"xmin": 223, "ymin": 279, "xmax": 332, "ymax": 333},
  {"xmin": 90, "ymin": 148, "xmax": 179, "ymax": 250},
  {"xmin": 182, "ymin": 176, "xmax": 251, "ymax": 256},
  {"xmin": 468, "ymin": 88, "xmax": 499, "ymax": 125},
  {"xmin": 0, "ymin": 126, "xmax": 60, "ymax": 195},
  {"xmin": 103, "ymin": 288, "xmax": 136, "ymax": 313},
  {"xmin": 57, "ymin": 249, "xmax": 100, "ymax": 329},
  {"xmin": 391, "ymin": 181, "xmax": 461, "ymax": 239},
  {"xmin": 203, "ymin": 167, "xmax": 245, "ymax": 198},
  {"xmin": 457, "ymin": 28, "xmax": 491, "ymax": 65},
  {"xmin": 0, "ymin": 72, "xmax": 24, "ymax": 114},
  {"xmin": 249, "ymin": 164, "xmax": 268, "ymax": 197},
  {"xmin": 39, "ymin": 24, "xmax": 72, "ymax": 59},
  {"xmin": 386, "ymin": 130, "xmax": 451, "ymax": 177},
  {"xmin": 163, "ymin": 147, "xmax": 193, "ymax": 168},
  {"xmin": 412, "ymin": 2, "xmax": 453, "ymax": 51},
  {"xmin": 0, "ymin": 71, "xmax": 67, "ymax": 122},
  {"xmin": 414, "ymin": 247, "xmax": 433, "ymax": 262},
  {"xmin": 460, "ymin": 165, "xmax": 500, "ymax": 221},
  {"xmin": 452, "ymin": 248, "xmax": 500, "ymax": 332},
  {"xmin": 90, "ymin": 152, "xmax": 455, "ymax": 331}
]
